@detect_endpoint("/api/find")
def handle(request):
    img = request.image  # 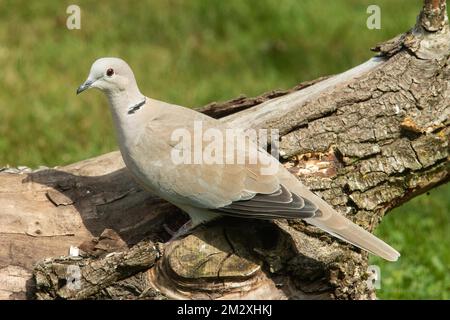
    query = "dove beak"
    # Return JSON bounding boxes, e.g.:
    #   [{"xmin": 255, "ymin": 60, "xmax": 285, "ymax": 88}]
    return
[{"xmin": 77, "ymin": 80, "xmax": 94, "ymax": 95}]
